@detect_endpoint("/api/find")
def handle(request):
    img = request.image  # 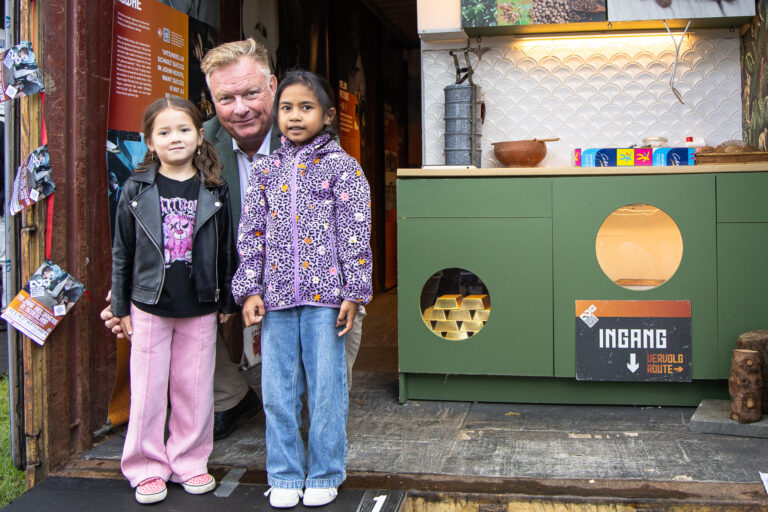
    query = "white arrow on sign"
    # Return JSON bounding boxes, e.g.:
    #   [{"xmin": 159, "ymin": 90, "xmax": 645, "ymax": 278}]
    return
[{"xmin": 627, "ymin": 353, "xmax": 640, "ymax": 373}]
